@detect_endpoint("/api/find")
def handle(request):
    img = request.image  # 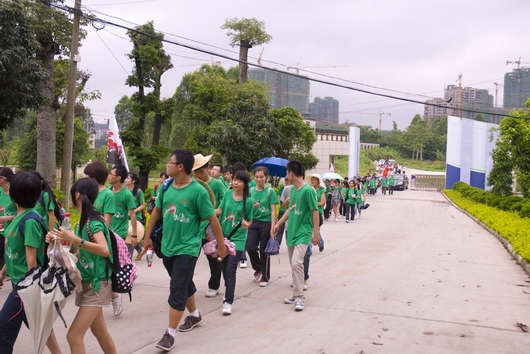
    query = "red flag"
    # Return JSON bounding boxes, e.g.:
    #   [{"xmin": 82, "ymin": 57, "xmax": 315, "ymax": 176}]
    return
[{"xmin": 107, "ymin": 114, "xmax": 129, "ymax": 171}]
